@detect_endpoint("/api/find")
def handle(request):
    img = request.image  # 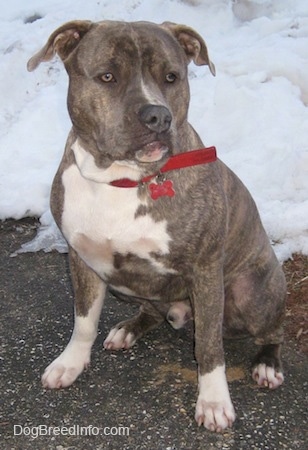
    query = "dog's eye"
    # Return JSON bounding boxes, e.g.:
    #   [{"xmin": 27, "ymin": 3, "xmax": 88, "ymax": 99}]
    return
[
  {"xmin": 100, "ymin": 73, "xmax": 116, "ymax": 83},
  {"xmin": 165, "ymin": 73, "xmax": 177, "ymax": 83}
]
